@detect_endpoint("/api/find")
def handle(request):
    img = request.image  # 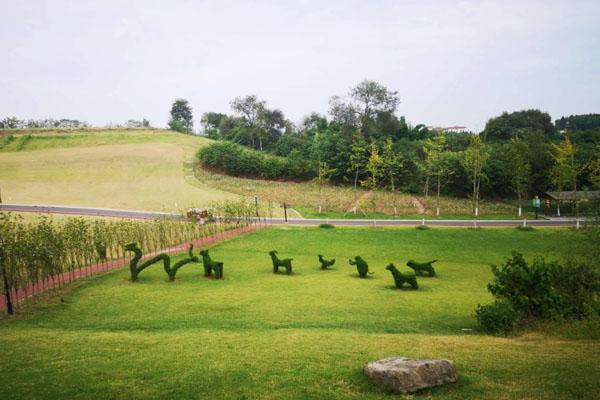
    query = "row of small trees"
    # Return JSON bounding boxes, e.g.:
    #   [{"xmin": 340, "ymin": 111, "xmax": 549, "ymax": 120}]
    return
[{"xmin": 0, "ymin": 201, "xmax": 259, "ymax": 314}]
